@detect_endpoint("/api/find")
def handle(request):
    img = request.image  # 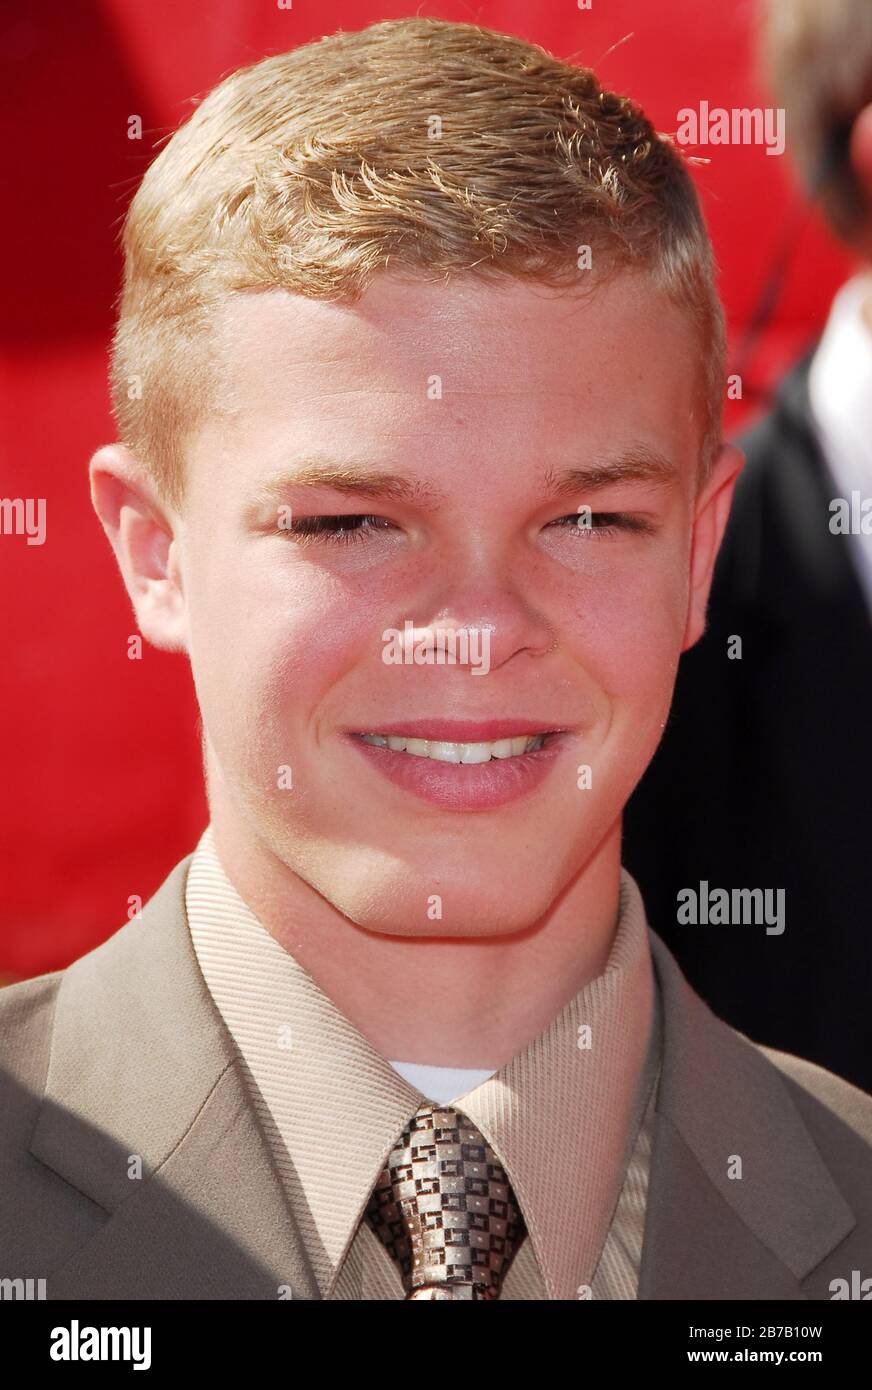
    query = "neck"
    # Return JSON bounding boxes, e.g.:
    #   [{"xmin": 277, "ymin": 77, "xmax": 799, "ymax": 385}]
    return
[{"xmin": 207, "ymin": 799, "xmax": 623, "ymax": 1070}]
